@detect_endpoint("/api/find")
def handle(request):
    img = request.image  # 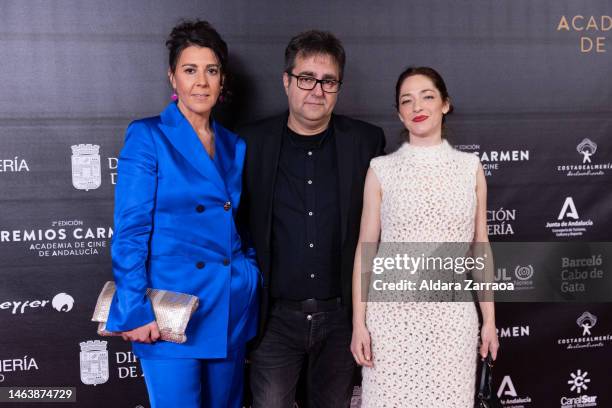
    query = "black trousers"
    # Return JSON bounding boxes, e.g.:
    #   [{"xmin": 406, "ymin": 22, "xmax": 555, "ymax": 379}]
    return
[{"xmin": 249, "ymin": 302, "xmax": 356, "ymax": 408}]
